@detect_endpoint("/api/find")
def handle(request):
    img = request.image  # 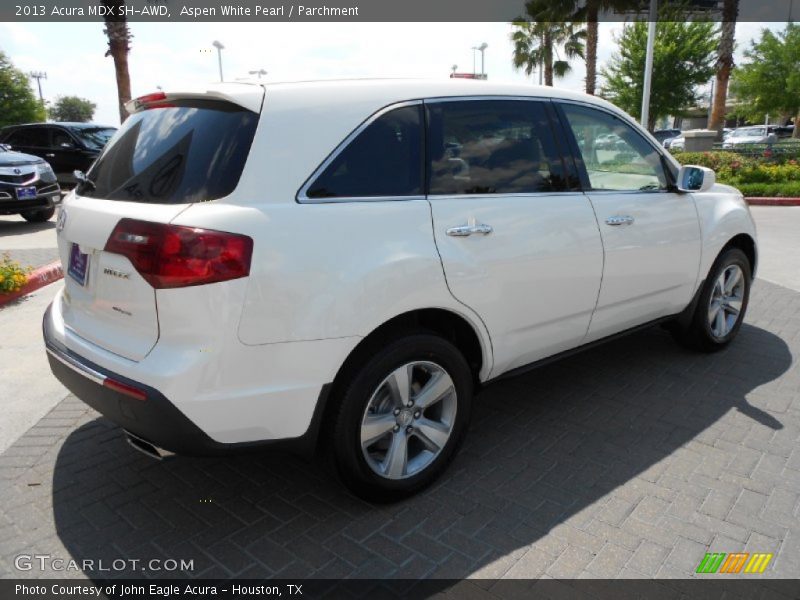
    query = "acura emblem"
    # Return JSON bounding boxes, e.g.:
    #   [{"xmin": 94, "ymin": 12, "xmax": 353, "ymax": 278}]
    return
[
  {"xmin": 56, "ymin": 209, "xmax": 67, "ymax": 233},
  {"xmin": 13, "ymin": 168, "xmax": 21, "ymax": 174}
]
